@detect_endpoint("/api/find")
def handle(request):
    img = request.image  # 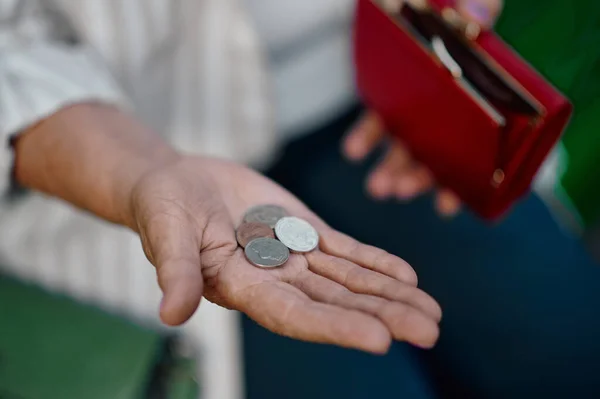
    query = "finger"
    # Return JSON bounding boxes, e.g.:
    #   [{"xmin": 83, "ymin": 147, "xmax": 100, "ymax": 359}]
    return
[
  {"xmin": 293, "ymin": 270, "xmax": 440, "ymax": 348},
  {"xmin": 435, "ymin": 190, "xmax": 462, "ymax": 217},
  {"xmin": 343, "ymin": 111, "xmax": 386, "ymax": 161},
  {"xmin": 367, "ymin": 144, "xmax": 413, "ymax": 199},
  {"xmin": 235, "ymin": 277, "xmax": 392, "ymax": 354},
  {"xmin": 318, "ymin": 229, "xmax": 419, "ymax": 286},
  {"xmin": 393, "ymin": 165, "xmax": 435, "ymax": 200},
  {"xmin": 305, "ymin": 251, "xmax": 441, "ymax": 321},
  {"xmin": 140, "ymin": 211, "xmax": 203, "ymax": 326},
  {"xmin": 457, "ymin": 0, "xmax": 504, "ymax": 30}
]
